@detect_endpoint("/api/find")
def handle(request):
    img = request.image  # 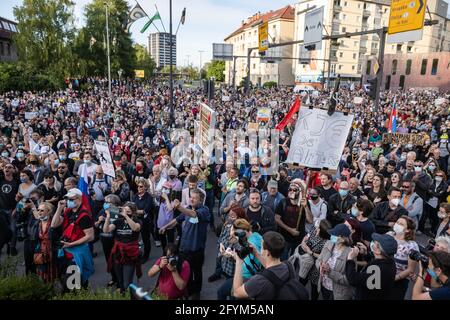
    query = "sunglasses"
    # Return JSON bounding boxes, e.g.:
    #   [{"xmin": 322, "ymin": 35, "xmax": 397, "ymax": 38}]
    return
[
  {"xmin": 401, "ymin": 185, "xmax": 410, "ymax": 188},
  {"xmin": 289, "ymin": 188, "xmax": 300, "ymax": 192},
  {"xmin": 252, "ymin": 170, "xmax": 259, "ymax": 173},
  {"xmin": 138, "ymin": 185, "xmax": 145, "ymax": 188},
  {"xmin": 436, "ymin": 175, "xmax": 444, "ymax": 177}
]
